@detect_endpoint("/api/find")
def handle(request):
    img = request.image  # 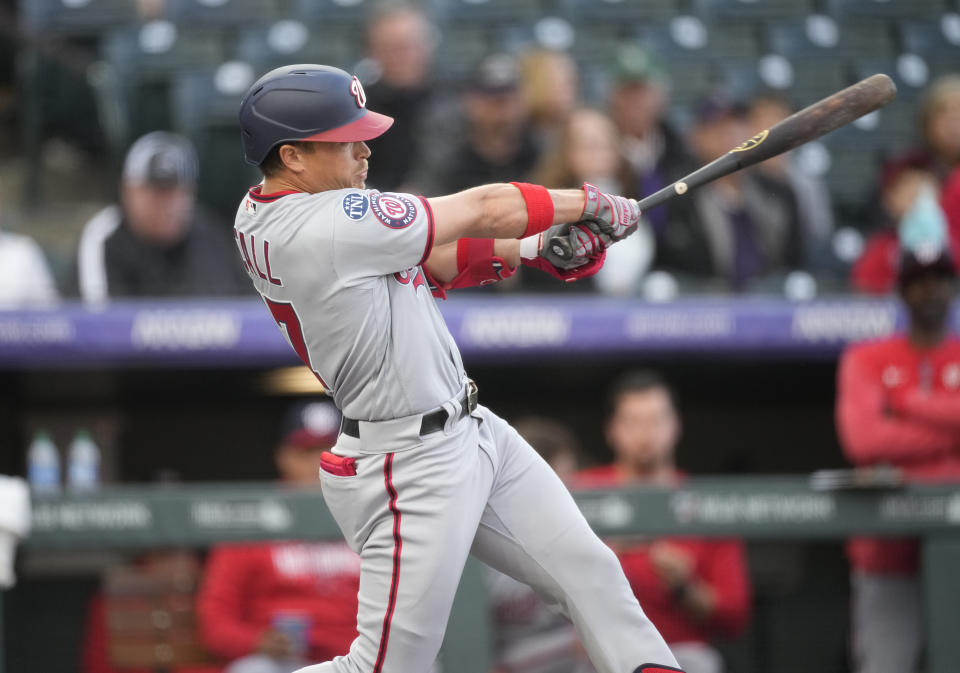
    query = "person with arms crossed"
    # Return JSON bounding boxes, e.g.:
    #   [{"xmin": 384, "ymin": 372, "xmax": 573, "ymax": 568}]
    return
[
  {"xmin": 232, "ymin": 64, "xmax": 682, "ymax": 673},
  {"xmin": 576, "ymin": 371, "xmax": 751, "ymax": 673},
  {"xmin": 836, "ymin": 186, "xmax": 960, "ymax": 673}
]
